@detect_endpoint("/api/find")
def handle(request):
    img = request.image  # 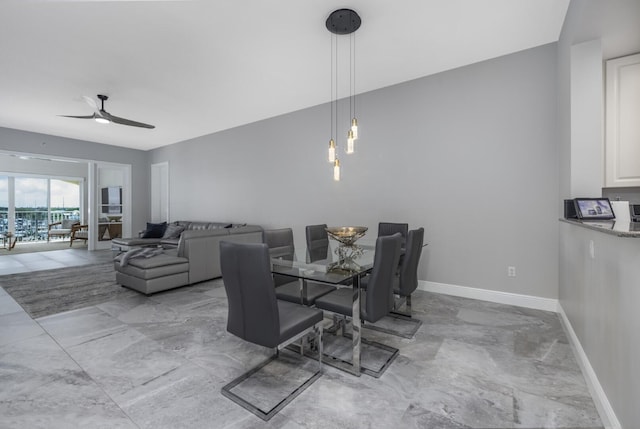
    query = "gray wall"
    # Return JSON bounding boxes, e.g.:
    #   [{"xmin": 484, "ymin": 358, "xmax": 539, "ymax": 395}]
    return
[
  {"xmin": 557, "ymin": 1, "xmax": 640, "ymax": 427},
  {"xmin": 0, "ymin": 127, "xmax": 150, "ymax": 232},
  {"xmin": 152, "ymin": 43, "xmax": 560, "ymax": 299}
]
